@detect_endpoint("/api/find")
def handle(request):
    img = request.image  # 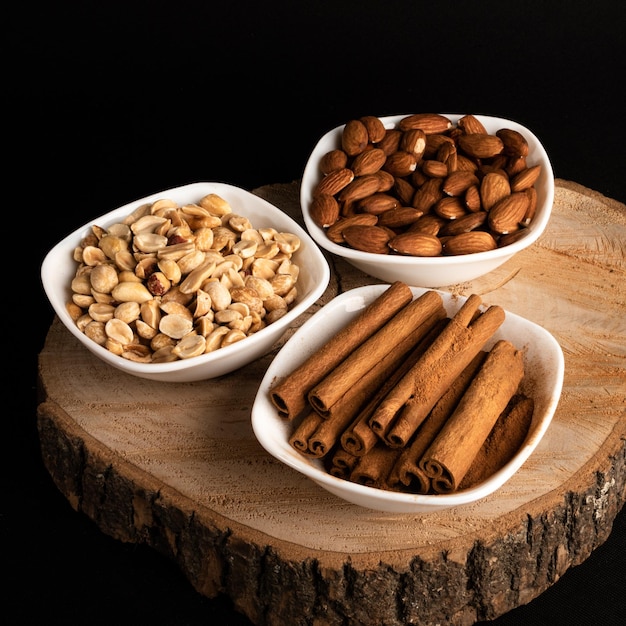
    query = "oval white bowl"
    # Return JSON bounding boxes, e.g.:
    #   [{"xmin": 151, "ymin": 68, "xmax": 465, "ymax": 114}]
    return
[
  {"xmin": 252, "ymin": 285, "xmax": 564, "ymax": 513},
  {"xmin": 41, "ymin": 182, "xmax": 330, "ymax": 382},
  {"xmin": 300, "ymin": 113, "xmax": 555, "ymax": 287}
]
